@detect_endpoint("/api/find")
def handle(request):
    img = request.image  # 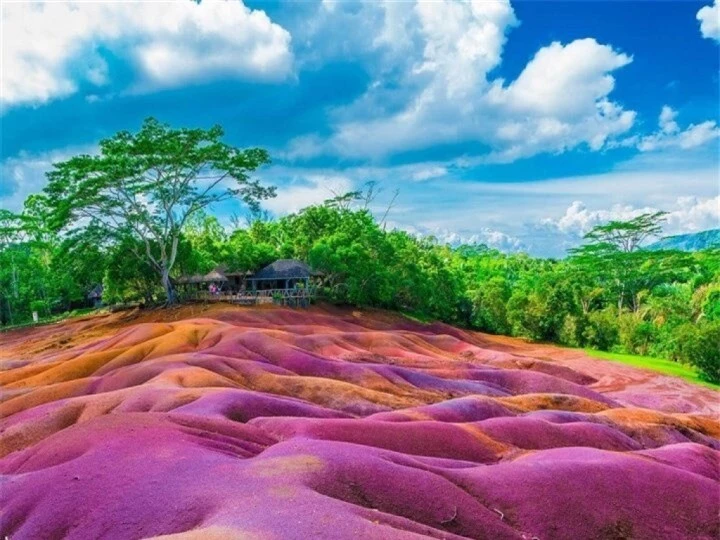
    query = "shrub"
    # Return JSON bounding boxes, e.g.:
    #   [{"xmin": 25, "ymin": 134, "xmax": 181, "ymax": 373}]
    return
[
  {"xmin": 674, "ymin": 321, "xmax": 720, "ymax": 384},
  {"xmin": 472, "ymin": 278, "xmax": 511, "ymax": 335},
  {"xmin": 701, "ymin": 285, "xmax": 720, "ymax": 321},
  {"xmin": 582, "ymin": 310, "xmax": 619, "ymax": 351},
  {"xmin": 618, "ymin": 315, "xmax": 656, "ymax": 356},
  {"xmin": 559, "ymin": 314, "xmax": 582, "ymax": 347},
  {"xmin": 507, "ymin": 291, "xmax": 543, "ymax": 341},
  {"xmin": 506, "ymin": 282, "xmax": 576, "ymax": 343},
  {"xmin": 29, "ymin": 300, "xmax": 49, "ymax": 317},
  {"xmin": 646, "ymin": 321, "xmax": 680, "ymax": 359}
]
